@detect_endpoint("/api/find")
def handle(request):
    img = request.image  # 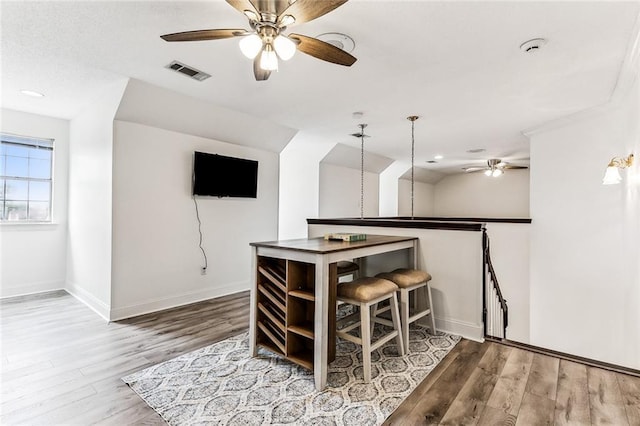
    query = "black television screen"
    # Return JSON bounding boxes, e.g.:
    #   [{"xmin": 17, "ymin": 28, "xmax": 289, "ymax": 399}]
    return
[{"xmin": 193, "ymin": 151, "xmax": 258, "ymax": 198}]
